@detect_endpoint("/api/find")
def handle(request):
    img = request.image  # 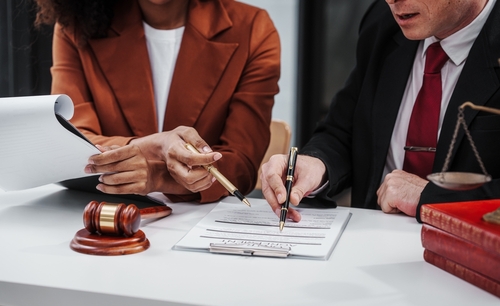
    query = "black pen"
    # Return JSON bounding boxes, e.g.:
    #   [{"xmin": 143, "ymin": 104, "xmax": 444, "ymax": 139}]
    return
[
  {"xmin": 185, "ymin": 143, "xmax": 251, "ymax": 207},
  {"xmin": 279, "ymin": 147, "xmax": 298, "ymax": 231}
]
